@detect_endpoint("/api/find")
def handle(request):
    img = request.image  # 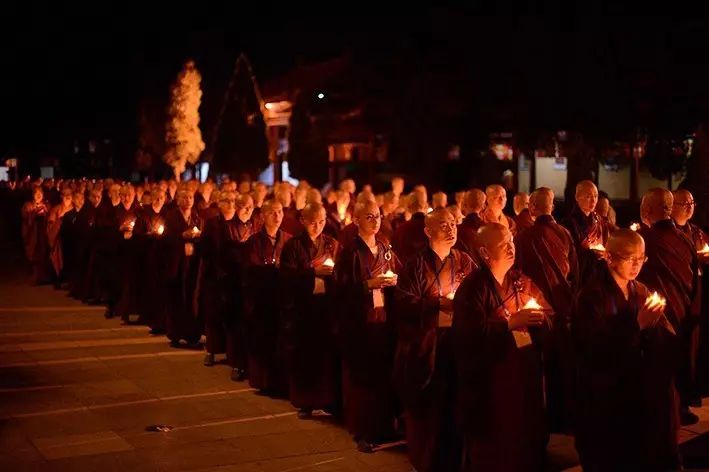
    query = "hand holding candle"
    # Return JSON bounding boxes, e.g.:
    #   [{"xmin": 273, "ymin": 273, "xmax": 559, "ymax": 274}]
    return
[
  {"xmin": 589, "ymin": 243, "xmax": 606, "ymax": 252},
  {"xmin": 523, "ymin": 298, "xmax": 542, "ymax": 310},
  {"xmin": 156, "ymin": 224, "xmax": 165, "ymax": 236},
  {"xmin": 322, "ymin": 258, "xmax": 335, "ymax": 268},
  {"xmin": 645, "ymin": 291, "xmax": 666, "ymax": 310},
  {"xmin": 698, "ymin": 243, "xmax": 709, "ymax": 255},
  {"xmin": 630, "ymin": 223, "xmax": 640, "ymax": 232},
  {"xmin": 315, "ymin": 257, "xmax": 335, "ymax": 277}
]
